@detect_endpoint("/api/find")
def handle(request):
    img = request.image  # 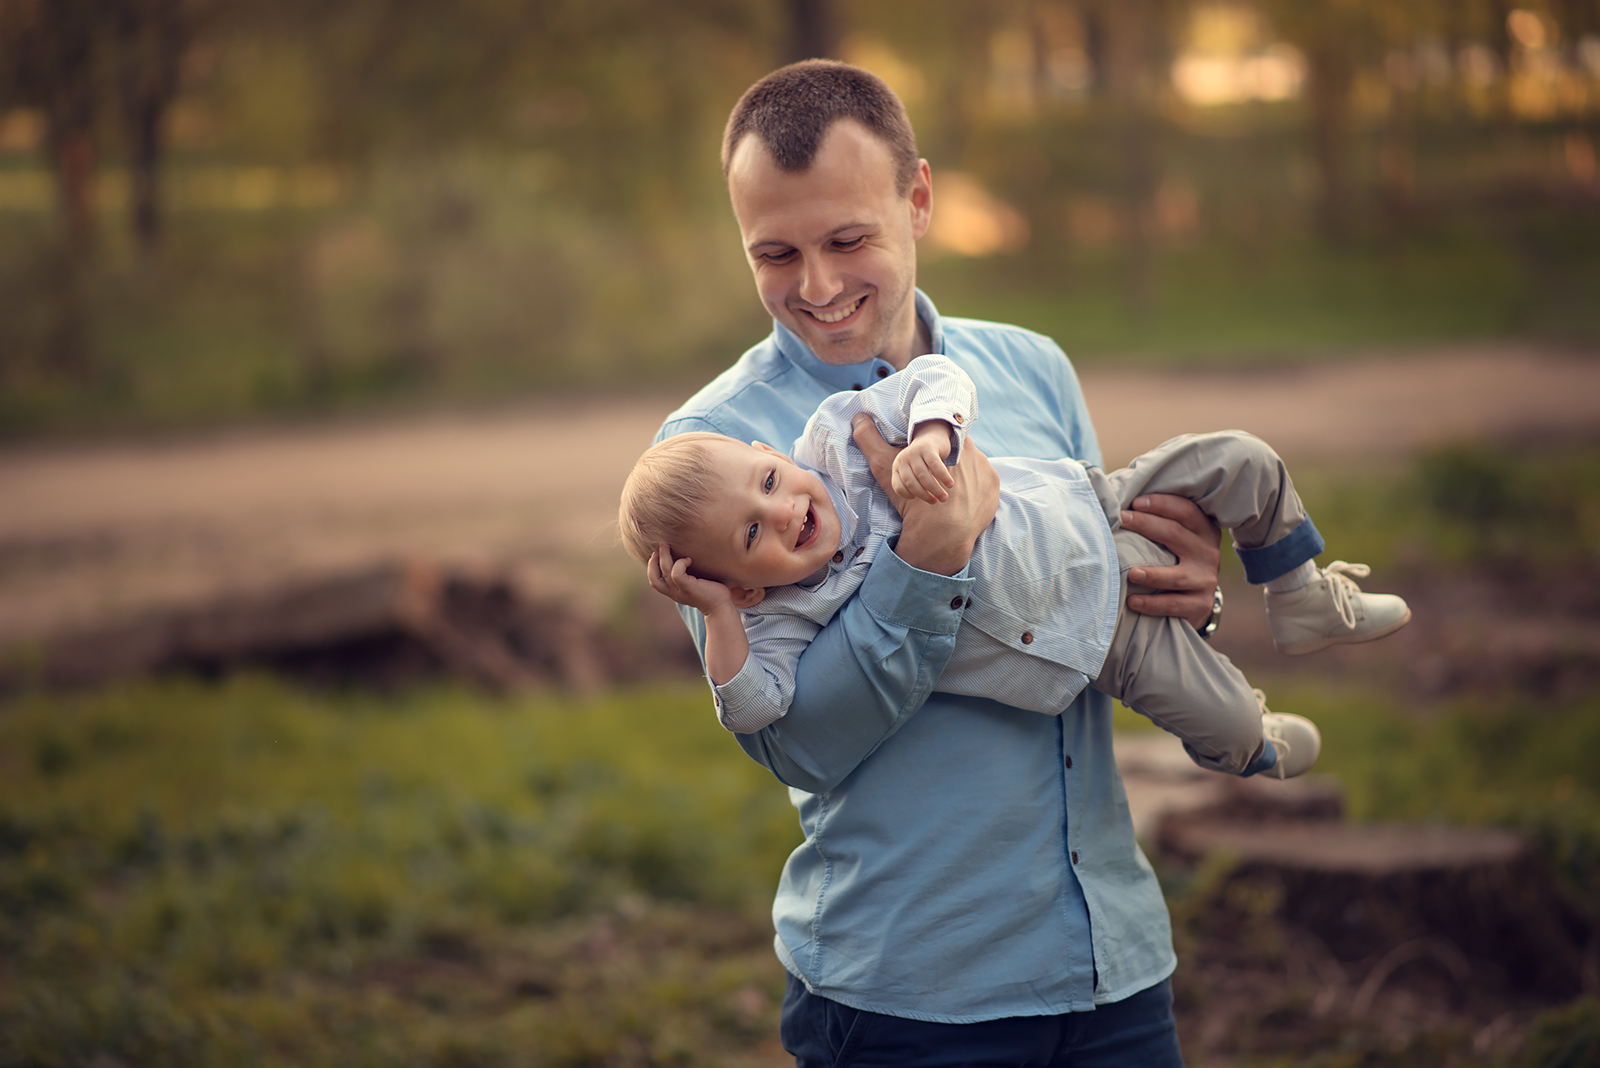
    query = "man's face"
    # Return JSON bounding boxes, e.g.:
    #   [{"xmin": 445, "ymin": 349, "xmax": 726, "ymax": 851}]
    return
[
  {"xmin": 679, "ymin": 438, "xmax": 842, "ymax": 594},
  {"xmin": 727, "ymin": 119, "xmax": 932, "ymax": 371}
]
